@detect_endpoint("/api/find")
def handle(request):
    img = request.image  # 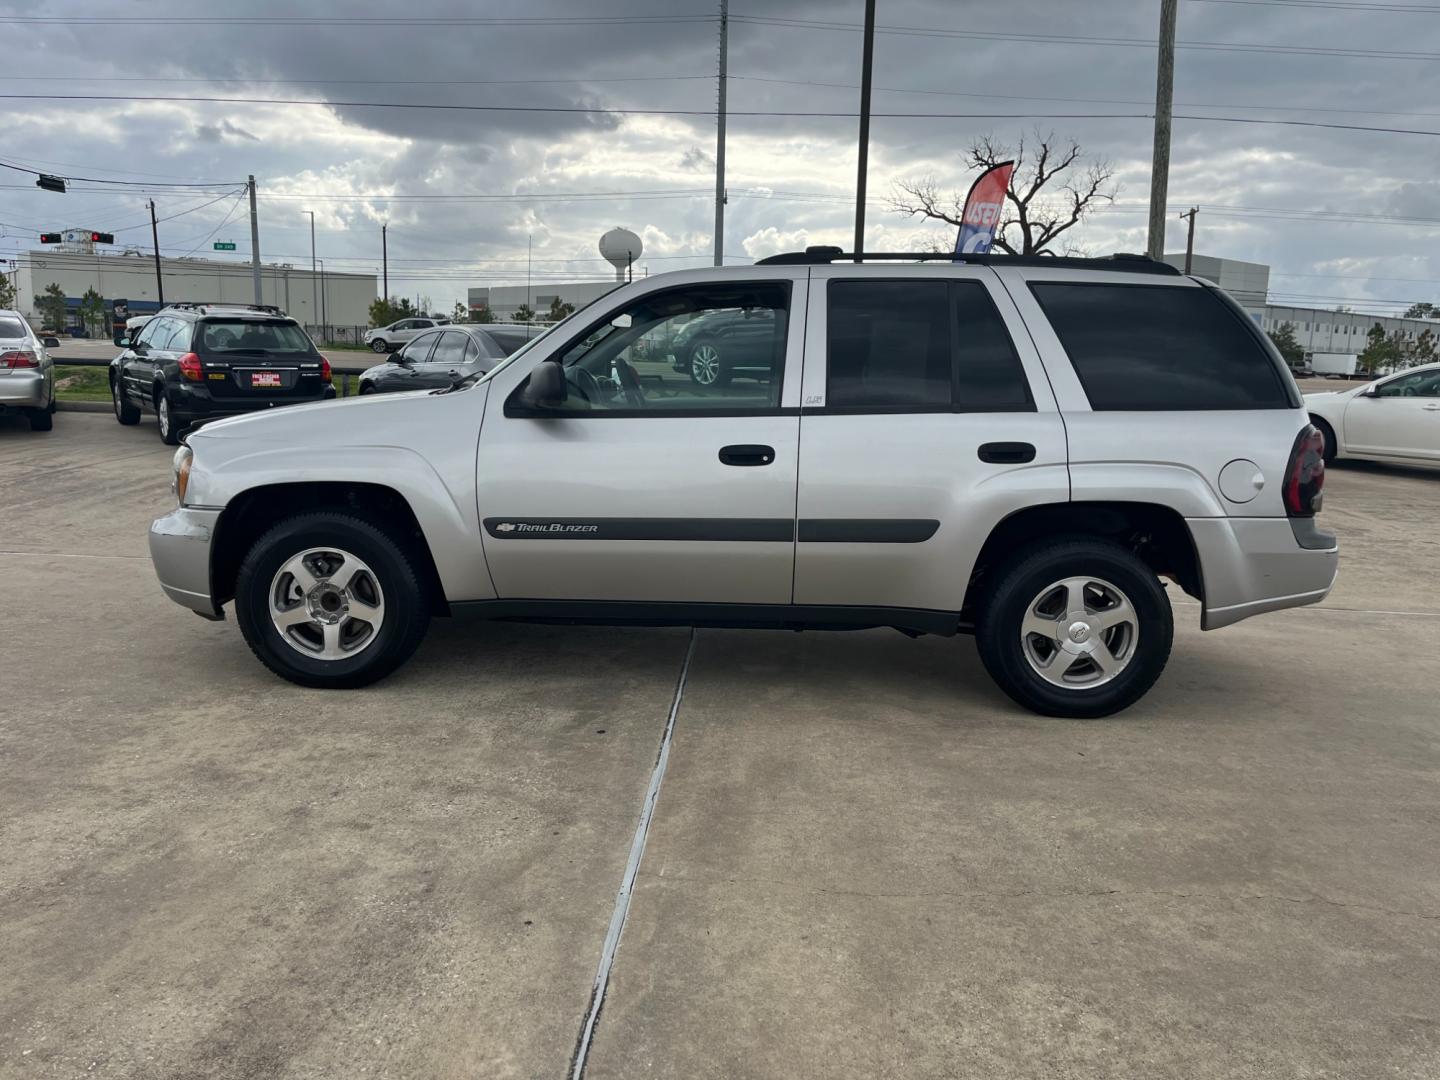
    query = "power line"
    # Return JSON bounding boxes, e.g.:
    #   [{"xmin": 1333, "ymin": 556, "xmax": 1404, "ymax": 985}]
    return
[
  {"xmin": 1189, "ymin": 0, "xmax": 1440, "ymax": 12},
  {"xmin": 0, "ymin": 13, "xmax": 717, "ymax": 26},
  {"xmin": 0, "ymin": 74, "xmax": 712, "ymax": 87},
  {"xmin": 0, "ymin": 157, "xmax": 240, "ymax": 188}
]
